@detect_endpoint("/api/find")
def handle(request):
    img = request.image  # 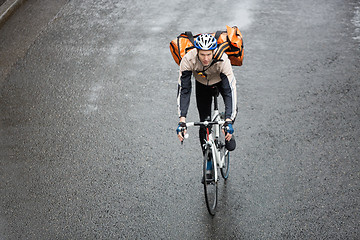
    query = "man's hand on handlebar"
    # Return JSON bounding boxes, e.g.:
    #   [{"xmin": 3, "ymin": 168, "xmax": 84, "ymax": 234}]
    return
[
  {"xmin": 223, "ymin": 119, "xmax": 234, "ymax": 142},
  {"xmin": 176, "ymin": 117, "xmax": 187, "ymax": 142}
]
